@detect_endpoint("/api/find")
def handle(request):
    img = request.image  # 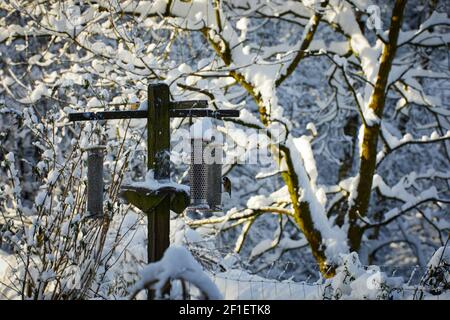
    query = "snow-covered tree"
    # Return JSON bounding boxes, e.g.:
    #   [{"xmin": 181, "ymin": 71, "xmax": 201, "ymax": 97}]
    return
[{"xmin": 0, "ymin": 0, "xmax": 449, "ymax": 299}]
